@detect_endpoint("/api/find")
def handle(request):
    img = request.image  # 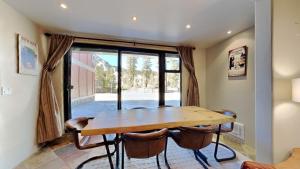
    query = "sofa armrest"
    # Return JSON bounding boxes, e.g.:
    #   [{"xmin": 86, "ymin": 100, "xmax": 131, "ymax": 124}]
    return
[{"xmin": 241, "ymin": 161, "xmax": 275, "ymax": 169}]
